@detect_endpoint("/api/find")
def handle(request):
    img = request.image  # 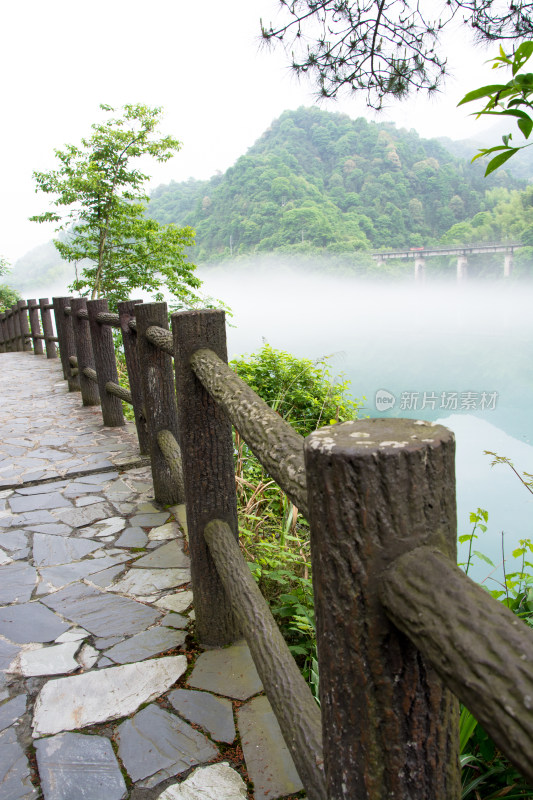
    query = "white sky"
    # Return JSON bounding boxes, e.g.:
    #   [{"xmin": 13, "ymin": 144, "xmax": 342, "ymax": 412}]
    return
[{"xmin": 1, "ymin": 0, "xmax": 503, "ymax": 263}]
